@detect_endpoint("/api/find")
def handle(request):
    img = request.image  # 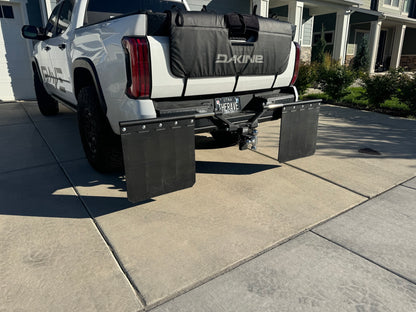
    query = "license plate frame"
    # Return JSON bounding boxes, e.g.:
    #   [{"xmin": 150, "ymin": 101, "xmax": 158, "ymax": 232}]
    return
[{"xmin": 214, "ymin": 96, "xmax": 241, "ymax": 114}]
